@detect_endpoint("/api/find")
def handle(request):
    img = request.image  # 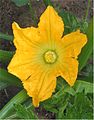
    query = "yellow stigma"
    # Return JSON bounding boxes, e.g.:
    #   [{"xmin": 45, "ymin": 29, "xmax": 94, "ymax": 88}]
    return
[{"xmin": 44, "ymin": 50, "xmax": 57, "ymax": 64}]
